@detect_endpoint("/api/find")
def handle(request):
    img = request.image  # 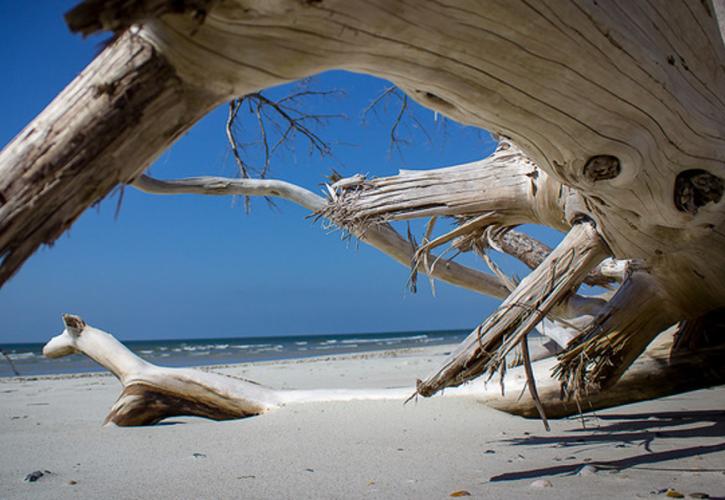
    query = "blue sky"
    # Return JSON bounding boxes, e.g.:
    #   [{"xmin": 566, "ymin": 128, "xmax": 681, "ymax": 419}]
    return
[{"xmin": 0, "ymin": 2, "xmax": 562, "ymax": 343}]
